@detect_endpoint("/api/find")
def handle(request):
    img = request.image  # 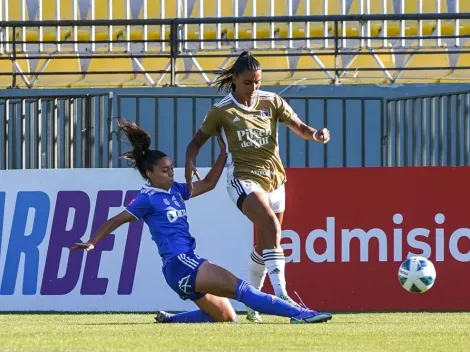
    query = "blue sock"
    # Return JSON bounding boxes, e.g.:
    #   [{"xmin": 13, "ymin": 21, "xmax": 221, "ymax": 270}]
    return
[
  {"xmin": 166, "ymin": 309, "xmax": 216, "ymax": 323},
  {"xmin": 235, "ymin": 280, "xmax": 303, "ymax": 317}
]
